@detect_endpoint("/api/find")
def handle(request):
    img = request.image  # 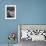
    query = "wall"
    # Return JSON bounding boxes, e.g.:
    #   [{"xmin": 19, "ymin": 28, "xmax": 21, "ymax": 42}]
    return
[{"xmin": 0, "ymin": 0, "xmax": 46, "ymax": 44}]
